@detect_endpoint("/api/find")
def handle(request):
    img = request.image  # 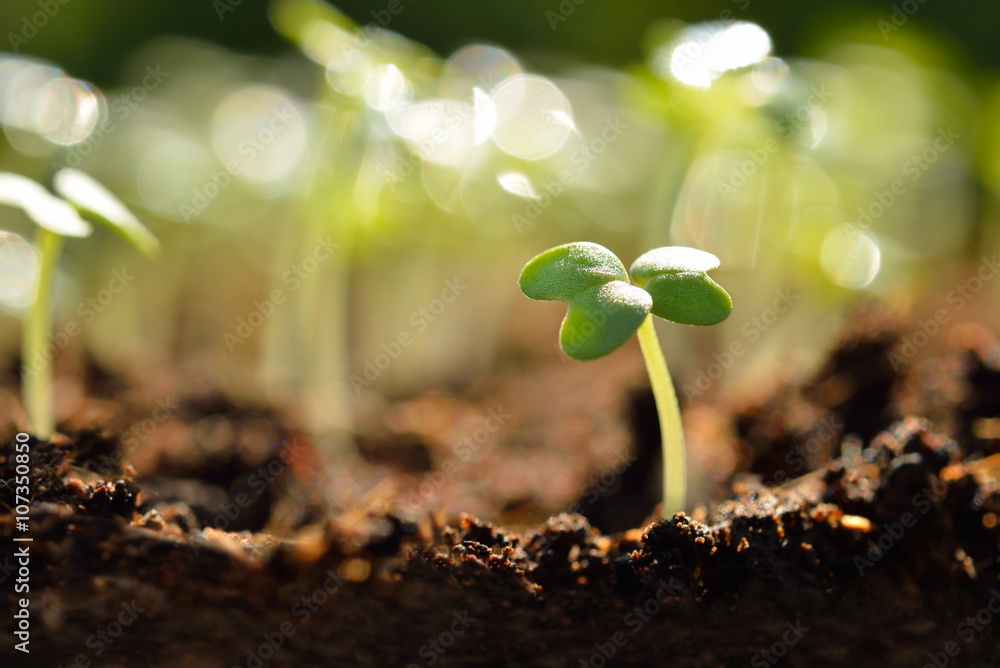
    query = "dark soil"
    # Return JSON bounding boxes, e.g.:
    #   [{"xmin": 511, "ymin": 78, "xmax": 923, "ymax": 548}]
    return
[{"xmin": 1, "ymin": 310, "xmax": 999, "ymax": 667}]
